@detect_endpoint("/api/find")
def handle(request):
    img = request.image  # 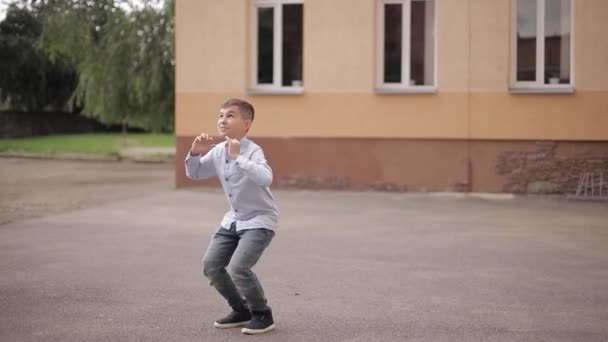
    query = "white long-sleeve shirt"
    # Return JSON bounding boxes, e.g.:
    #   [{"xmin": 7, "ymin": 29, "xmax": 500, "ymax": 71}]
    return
[{"xmin": 185, "ymin": 137, "xmax": 279, "ymax": 231}]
